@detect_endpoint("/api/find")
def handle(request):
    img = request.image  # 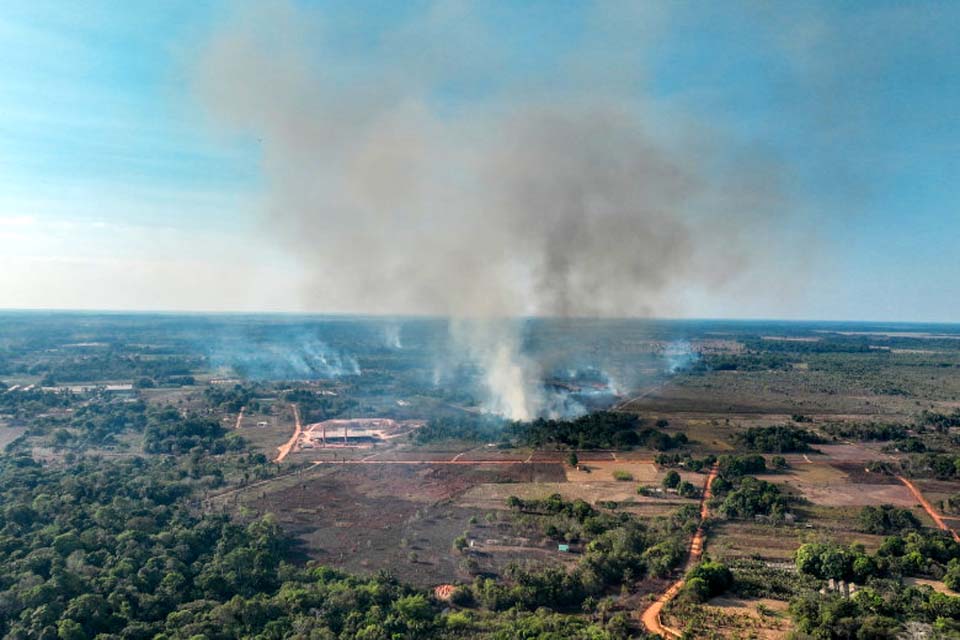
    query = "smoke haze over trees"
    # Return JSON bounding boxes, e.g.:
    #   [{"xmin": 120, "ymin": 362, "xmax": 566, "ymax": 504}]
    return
[{"xmin": 194, "ymin": 1, "xmax": 790, "ymax": 418}]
